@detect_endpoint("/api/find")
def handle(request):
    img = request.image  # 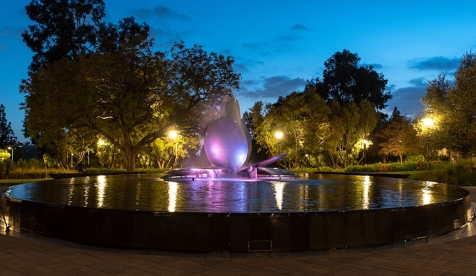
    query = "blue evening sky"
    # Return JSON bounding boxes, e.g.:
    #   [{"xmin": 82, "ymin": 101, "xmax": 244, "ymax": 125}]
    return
[{"xmin": 1, "ymin": 0, "xmax": 475, "ymax": 142}]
